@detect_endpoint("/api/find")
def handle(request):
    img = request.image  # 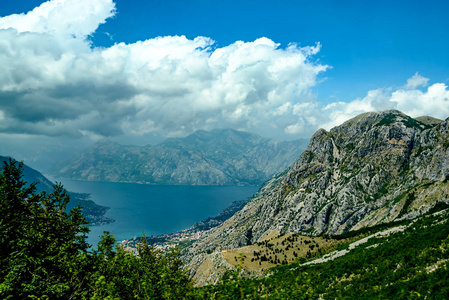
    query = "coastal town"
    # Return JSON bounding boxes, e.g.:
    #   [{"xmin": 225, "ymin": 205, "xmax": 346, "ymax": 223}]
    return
[
  {"xmin": 121, "ymin": 199, "xmax": 249, "ymax": 252},
  {"xmin": 121, "ymin": 227, "xmax": 210, "ymax": 253}
]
